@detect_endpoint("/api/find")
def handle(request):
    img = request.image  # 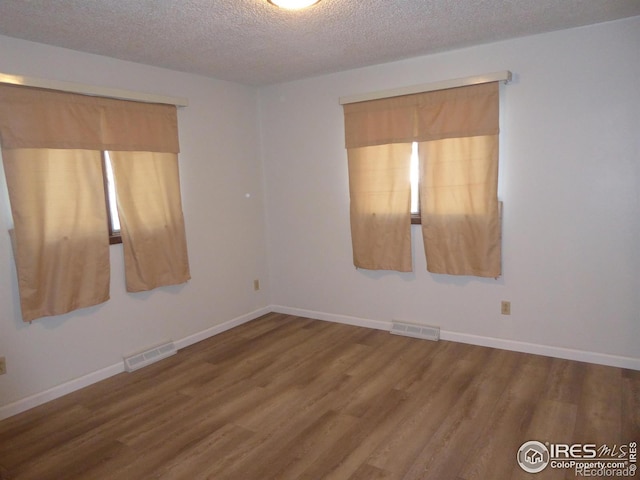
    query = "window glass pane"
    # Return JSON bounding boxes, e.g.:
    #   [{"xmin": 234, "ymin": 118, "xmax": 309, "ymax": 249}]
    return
[
  {"xmin": 104, "ymin": 151, "xmax": 121, "ymax": 233},
  {"xmin": 410, "ymin": 141, "xmax": 419, "ymax": 214}
]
